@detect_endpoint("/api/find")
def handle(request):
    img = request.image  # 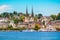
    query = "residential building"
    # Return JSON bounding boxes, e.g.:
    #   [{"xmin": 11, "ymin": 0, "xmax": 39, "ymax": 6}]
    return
[{"xmin": 0, "ymin": 21, "xmax": 9, "ymax": 28}]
